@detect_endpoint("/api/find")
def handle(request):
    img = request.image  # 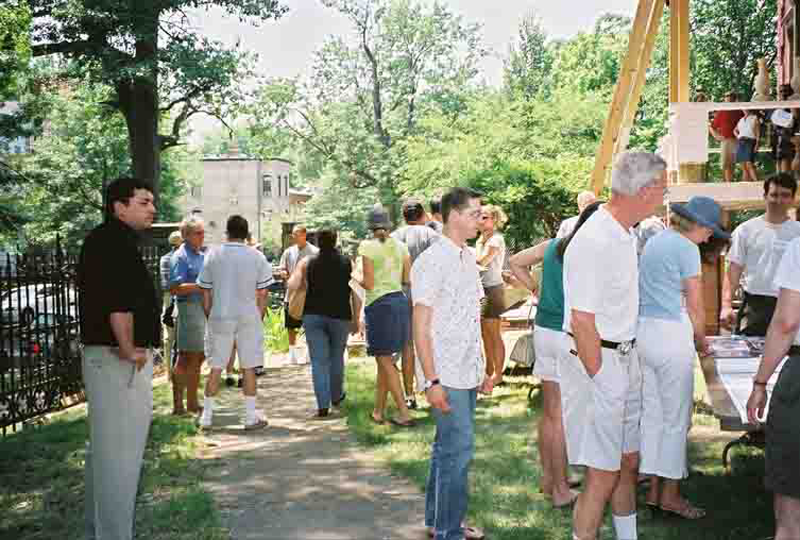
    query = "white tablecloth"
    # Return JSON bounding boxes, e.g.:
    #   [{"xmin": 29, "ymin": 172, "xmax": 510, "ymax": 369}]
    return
[{"xmin": 716, "ymin": 355, "xmax": 786, "ymax": 424}]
